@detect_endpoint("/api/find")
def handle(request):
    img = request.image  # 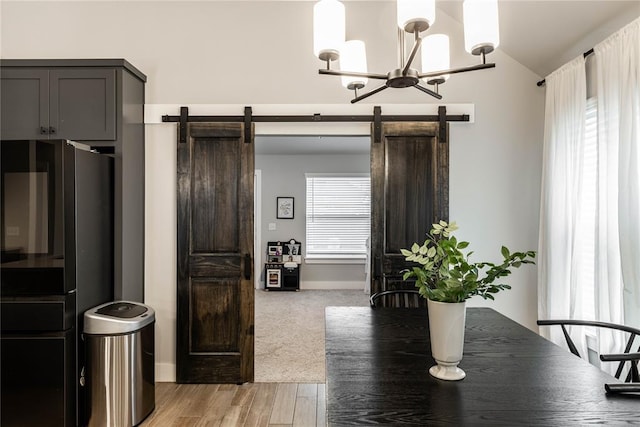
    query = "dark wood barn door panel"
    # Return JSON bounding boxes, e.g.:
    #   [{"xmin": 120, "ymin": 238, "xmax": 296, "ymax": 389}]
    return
[
  {"xmin": 370, "ymin": 122, "xmax": 449, "ymax": 296},
  {"xmin": 177, "ymin": 123, "xmax": 254, "ymax": 383}
]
